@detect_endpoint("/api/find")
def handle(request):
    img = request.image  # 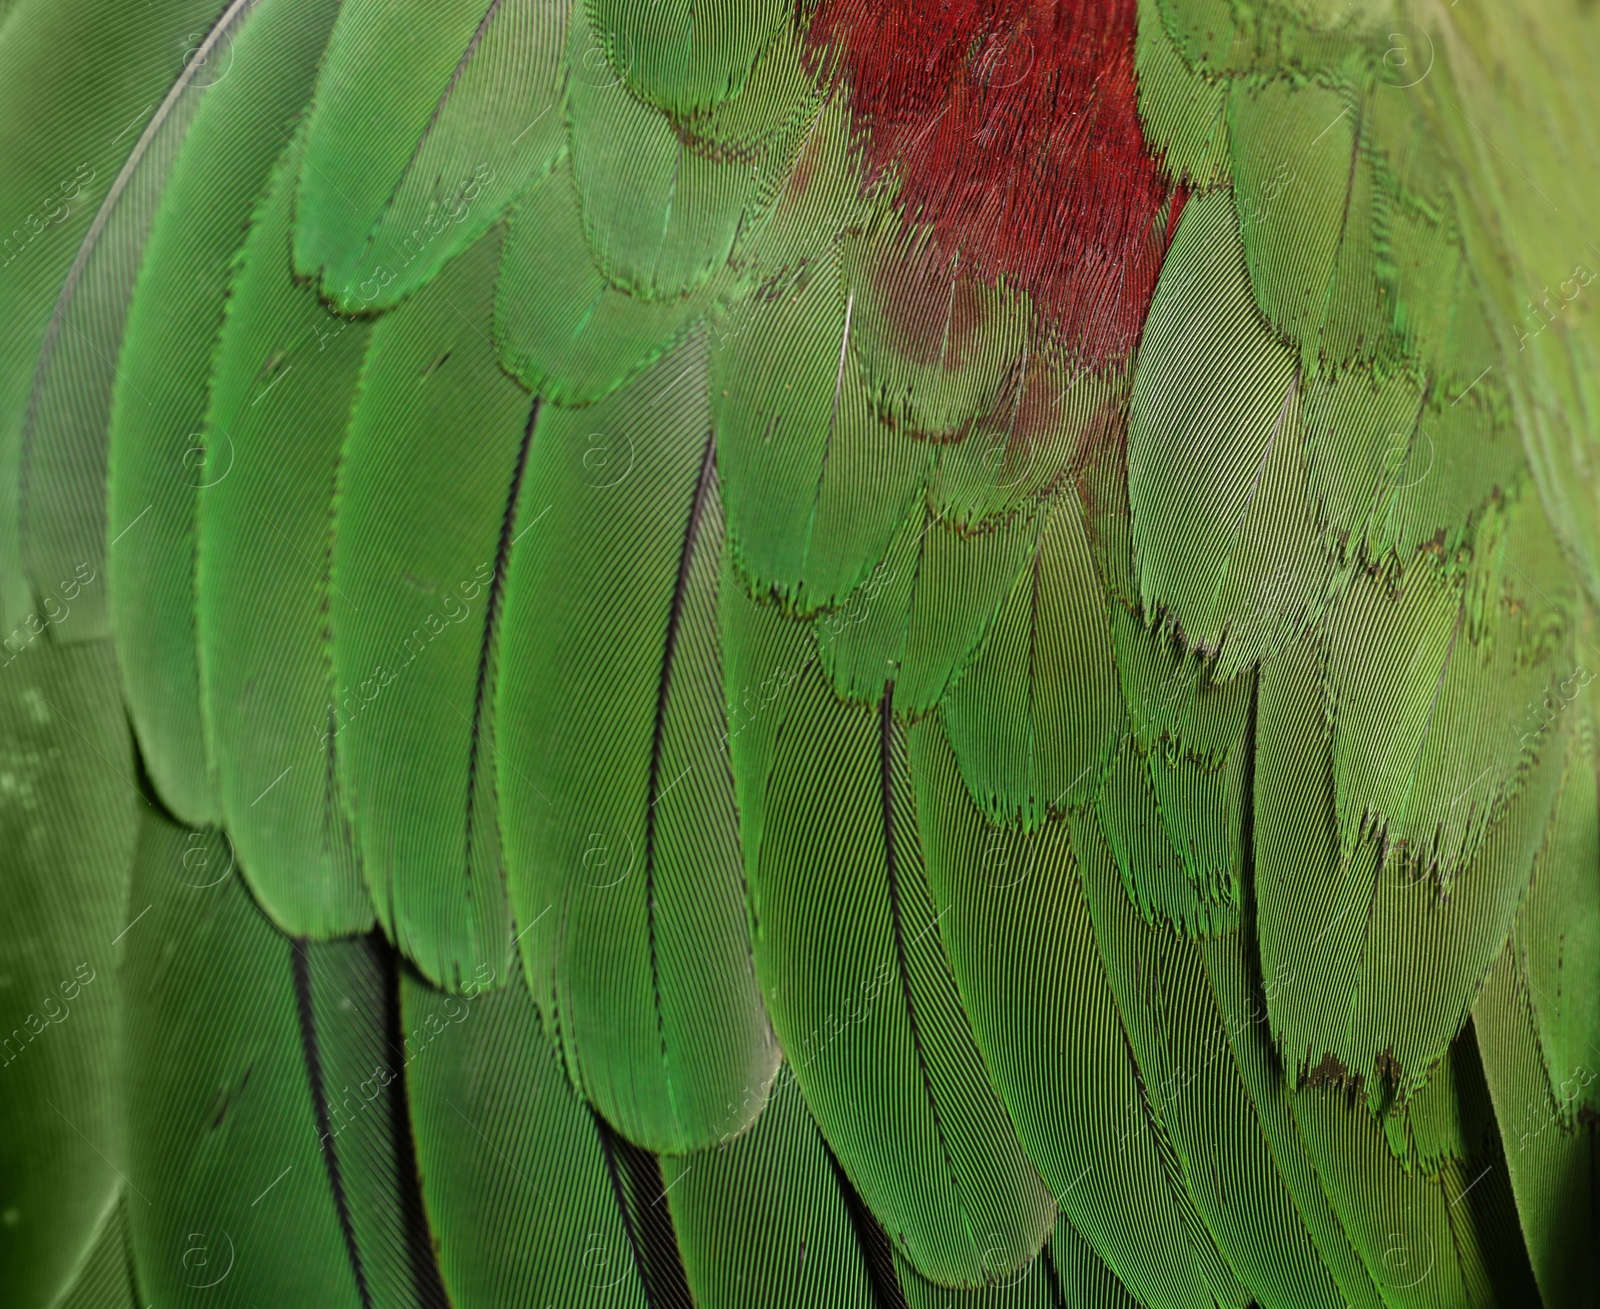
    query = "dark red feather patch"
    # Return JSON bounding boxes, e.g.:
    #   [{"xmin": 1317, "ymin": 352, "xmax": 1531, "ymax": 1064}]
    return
[{"xmin": 807, "ymin": 0, "xmax": 1173, "ymax": 367}]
